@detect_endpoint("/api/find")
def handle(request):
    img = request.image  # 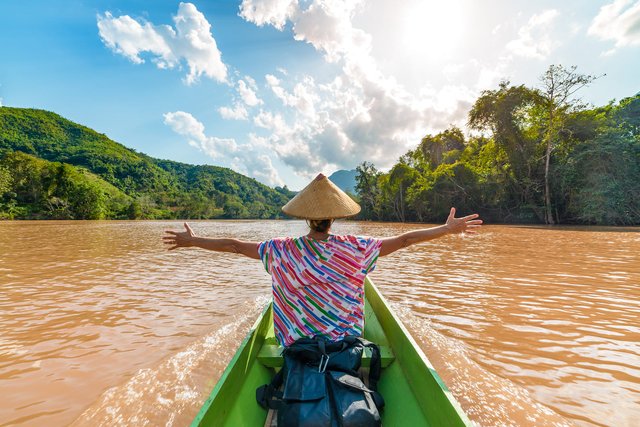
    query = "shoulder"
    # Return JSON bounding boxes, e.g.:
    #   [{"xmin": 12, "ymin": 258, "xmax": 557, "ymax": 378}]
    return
[
  {"xmin": 331, "ymin": 235, "xmax": 379, "ymax": 250},
  {"xmin": 330, "ymin": 234, "xmax": 355, "ymax": 243},
  {"xmin": 328, "ymin": 234, "xmax": 359, "ymax": 246},
  {"xmin": 259, "ymin": 236, "xmax": 297, "ymax": 251}
]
